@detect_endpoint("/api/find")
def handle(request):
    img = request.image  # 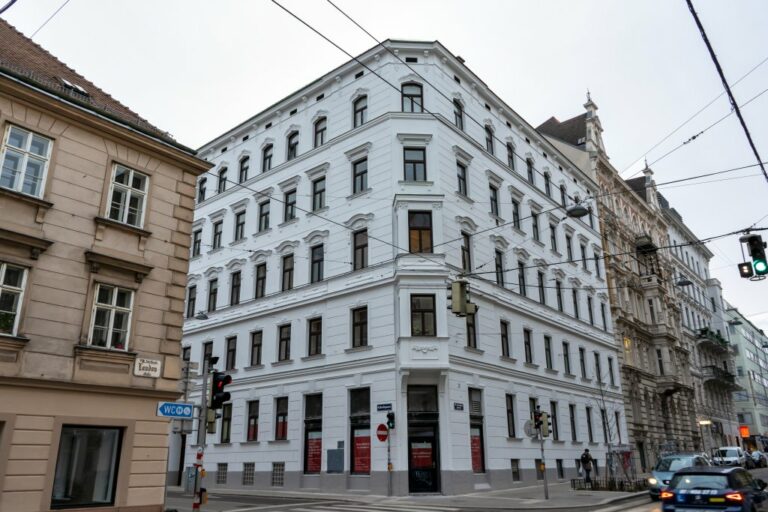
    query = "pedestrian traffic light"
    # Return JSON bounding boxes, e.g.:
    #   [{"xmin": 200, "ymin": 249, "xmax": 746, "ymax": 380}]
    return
[
  {"xmin": 738, "ymin": 262, "xmax": 754, "ymax": 279},
  {"xmin": 386, "ymin": 411, "xmax": 395, "ymax": 430},
  {"xmin": 743, "ymin": 234, "xmax": 768, "ymax": 276},
  {"xmin": 210, "ymin": 371, "xmax": 232, "ymax": 410}
]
